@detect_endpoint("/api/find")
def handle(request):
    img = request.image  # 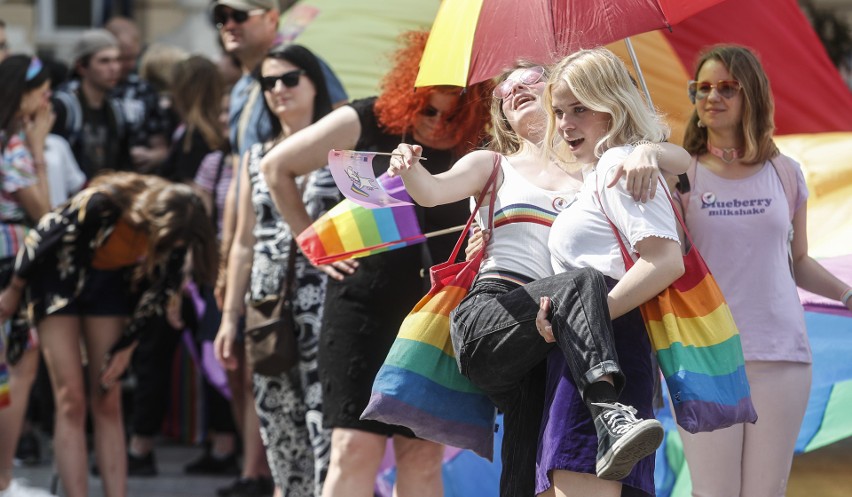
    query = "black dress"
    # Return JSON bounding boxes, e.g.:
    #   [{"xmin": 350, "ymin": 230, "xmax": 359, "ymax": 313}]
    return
[{"xmin": 318, "ymin": 97, "xmax": 469, "ymax": 435}]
